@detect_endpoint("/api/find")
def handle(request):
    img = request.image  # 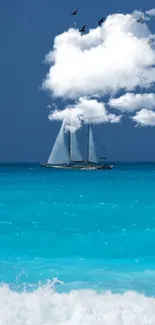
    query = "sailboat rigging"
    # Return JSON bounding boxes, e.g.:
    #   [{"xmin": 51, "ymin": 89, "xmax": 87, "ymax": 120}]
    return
[{"xmin": 41, "ymin": 118, "xmax": 113, "ymax": 169}]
